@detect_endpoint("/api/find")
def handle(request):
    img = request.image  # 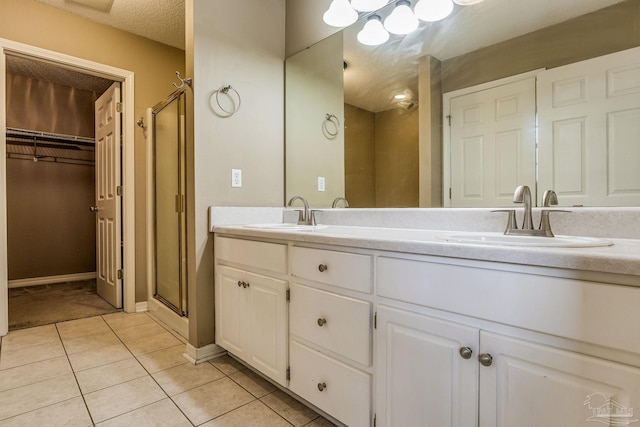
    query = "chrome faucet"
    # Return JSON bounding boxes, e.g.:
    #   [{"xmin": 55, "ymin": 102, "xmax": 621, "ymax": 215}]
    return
[
  {"xmin": 512, "ymin": 185, "xmax": 534, "ymax": 230},
  {"xmin": 496, "ymin": 186, "xmax": 569, "ymax": 237},
  {"xmin": 287, "ymin": 195, "xmax": 314, "ymax": 225},
  {"xmin": 332, "ymin": 197, "xmax": 349, "ymax": 208},
  {"xmin": 542, "ymin": 190, "xmax": 558, "ymax": 207}
]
